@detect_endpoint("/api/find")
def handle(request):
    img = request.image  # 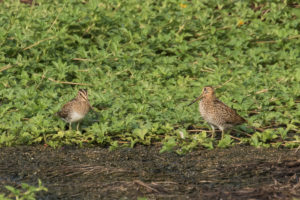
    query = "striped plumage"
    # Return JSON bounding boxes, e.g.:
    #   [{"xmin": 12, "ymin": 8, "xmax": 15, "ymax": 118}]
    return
[
  {"xmin": 188, "ymin": 86, "xmax": 246, "ymax": 139},
  {"xmin": 57, "ymin": 89, "xmax": 90, "ymax": 131}
]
